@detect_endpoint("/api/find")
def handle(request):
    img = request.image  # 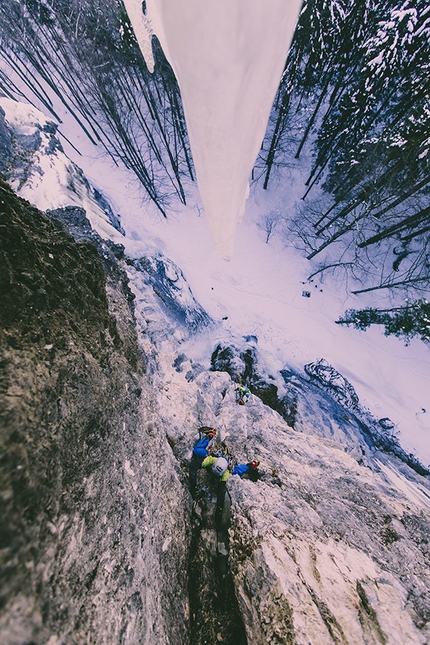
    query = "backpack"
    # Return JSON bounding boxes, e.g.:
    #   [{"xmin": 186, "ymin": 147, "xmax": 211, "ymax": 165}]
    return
[{"xmin": 209, "ymin": 440, "xmax": 234, "ymax": 472}]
